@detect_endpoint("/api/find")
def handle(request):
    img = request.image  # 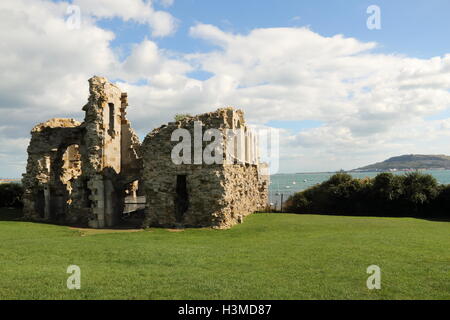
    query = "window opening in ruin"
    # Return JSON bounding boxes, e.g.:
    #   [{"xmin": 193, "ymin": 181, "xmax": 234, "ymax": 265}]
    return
[
  {"xmin": 232, "ymin": 131, "xmax": 241, "ymax": 164},
  {"xmin": 108, "ymin": 103, "xmax": 115, "ymax": 137},
  {"xmin": 61, "ymin": 145, "xmax": 82, "ymax": 187},
  {"xmin": 62, "ymin": 145, "xmax": 81, "ymax": 170},
  {"xmin": 83, "ymin": 180, "xmax": 93, "ymax": 208},
  {"xmin": 175, "ymin": 175, "xmax": 188, "ymax": 222}
]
